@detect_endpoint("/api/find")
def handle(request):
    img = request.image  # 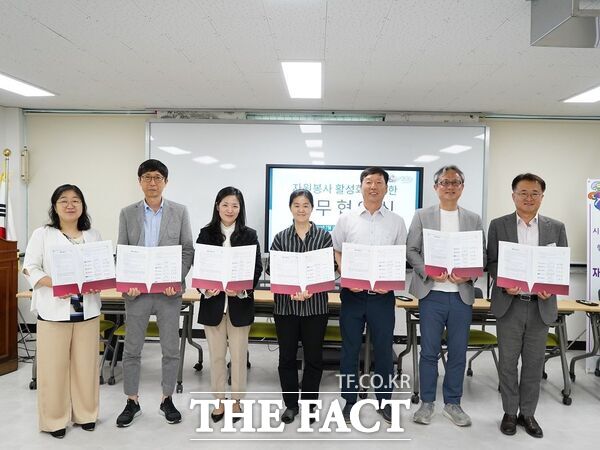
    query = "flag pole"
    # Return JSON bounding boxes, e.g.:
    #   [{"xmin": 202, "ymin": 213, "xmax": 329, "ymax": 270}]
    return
[{"xmin": 2, "ymin": 149, "xmax": 10, "ymax": 239}]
